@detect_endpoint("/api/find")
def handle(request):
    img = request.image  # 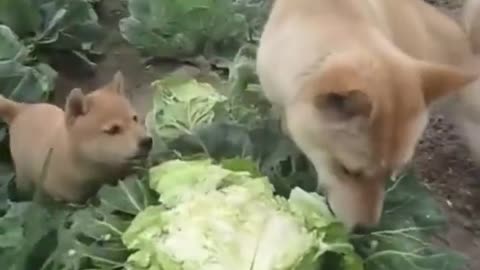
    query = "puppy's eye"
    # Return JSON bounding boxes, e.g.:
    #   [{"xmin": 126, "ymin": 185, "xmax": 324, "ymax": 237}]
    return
[
  {"xmin": 339, "ymin": 164, "xmax": 362, "ymax": 178},
  {"xmin": 132, "ymin": 115, "xmax": 138, "ymax": 122},
  {"xmin": 104, "ymin": 124, "xmax": 122, "ymax": 135}
]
